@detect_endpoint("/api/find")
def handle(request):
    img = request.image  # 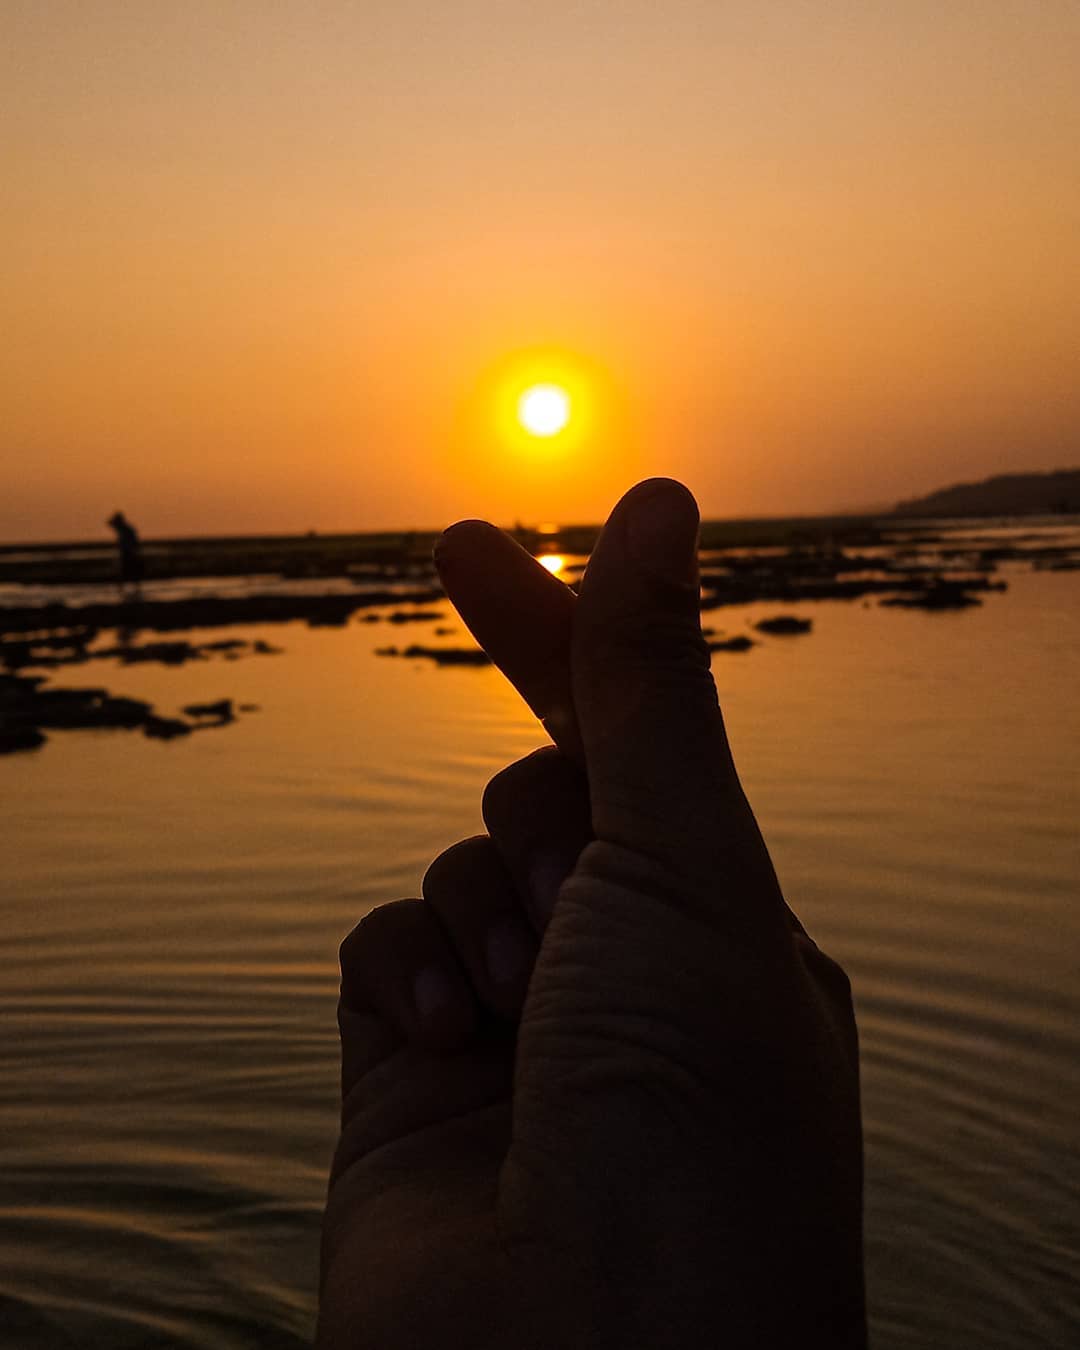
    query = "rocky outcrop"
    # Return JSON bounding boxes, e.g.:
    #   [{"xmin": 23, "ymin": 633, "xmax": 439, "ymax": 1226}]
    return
[
  {"xmin": 707, "ymin": 635, "xmax": 755, "ymax": 653},
  {"xmin": 880, "ymin": 581, "xmax": 983, "ymax": 610},
  {"xmin": 755, "ymin": 616, "xmax": 813, "ymax": 636},
  {"xmin": 0, "ymin": 673, "xmax": 247, "ymax": 755},
  {"xmin": 375, "ymin": 644, "xmax": 490, "ymax": 666}
]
